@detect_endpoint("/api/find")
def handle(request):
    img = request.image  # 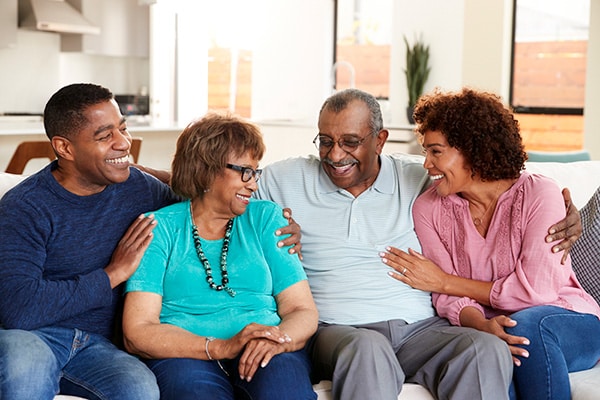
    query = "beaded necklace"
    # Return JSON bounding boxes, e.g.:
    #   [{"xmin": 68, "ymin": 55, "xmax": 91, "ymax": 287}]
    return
[{"xmin": 191, "ymin": 204, "xmax": 236, "ymax": 297}]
